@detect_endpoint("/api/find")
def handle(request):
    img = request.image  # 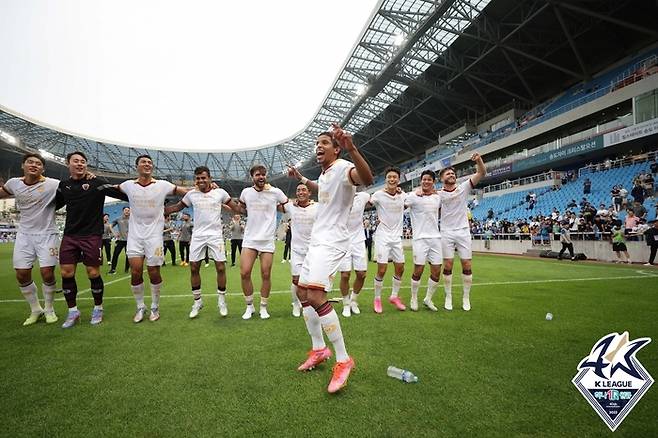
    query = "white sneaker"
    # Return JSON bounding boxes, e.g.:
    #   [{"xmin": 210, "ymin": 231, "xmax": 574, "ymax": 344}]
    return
[
  {"xmin": 292, "ymin": 302, "xmax": 301, "ymax": 317},
  {"xmin": 350, "ymin": 301, "xmax": 361, "ymax": 315},
  {"xmin": 259, "ymin": 306, "xmax": 270, "ymax": 320},
  {"xmin": 410, "ymin": 296, "xmax": 418, "ymax": 311},
  {"xmin": 644, "ymin": 262, "xmax": 653, "ymax": 266},
  {"xmin": 423, "ymin": 299, "xmax": 438, "ymax": 312},
  {"xmin": 133, "ymin": 306, "xmax": 147, "ymax": 323},
  {"xmin": 463, "ymin": 297, "xmax": 471, "ymax": 311},
  {"xmin": 342, "ymin": 305, "xmax": 351, "ymax": 318},
  {"xmin": 444, "ymin": 295, "xmax": 453, "ymax": 311},
  {"xmin": 242, "ymin": 305, "xmax": 255, "ymax": 320},
  {"xmin": 627, "ymin": 260, "xmax": 632, "ymax": 265},
  {"xmin": 217, "ymin": 294, "xmax": 228, "ymax": 317},
  {"xmin": 189, "ymin": 300, "xmax": 203, "ymax": 319}
]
